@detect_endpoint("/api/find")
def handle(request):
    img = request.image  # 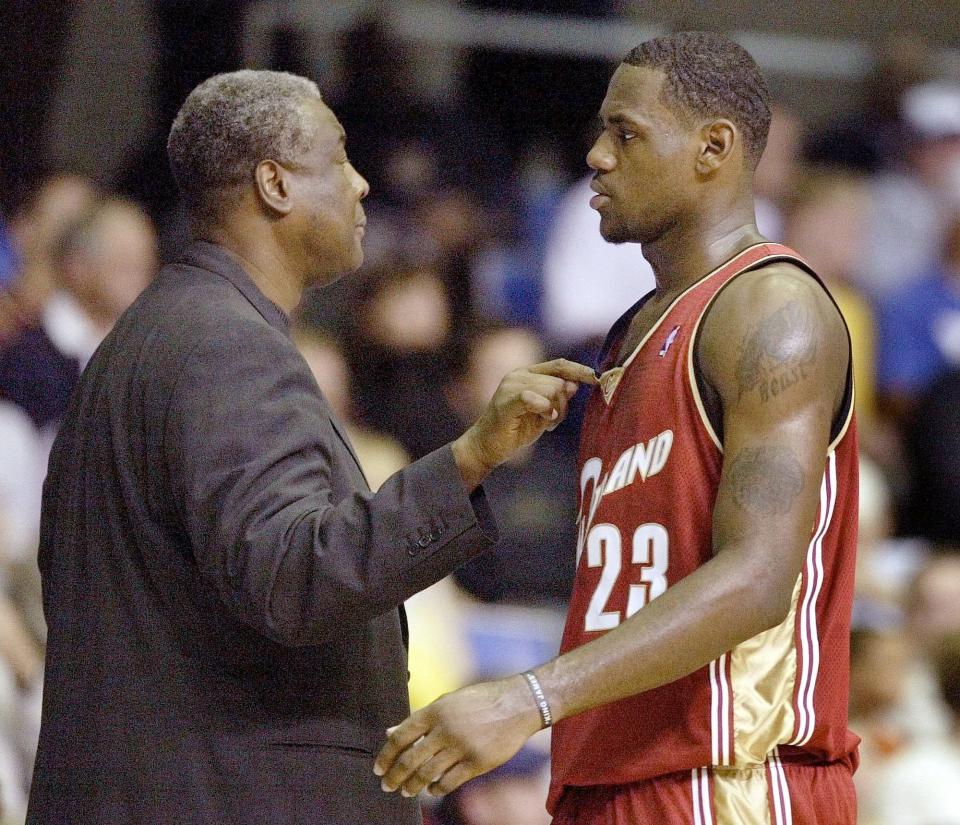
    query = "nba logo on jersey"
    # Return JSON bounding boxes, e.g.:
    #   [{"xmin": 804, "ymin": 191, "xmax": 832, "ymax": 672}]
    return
[{"xmin": 659, "ymin": 325, "xmax": 681, "ymax": 357}]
